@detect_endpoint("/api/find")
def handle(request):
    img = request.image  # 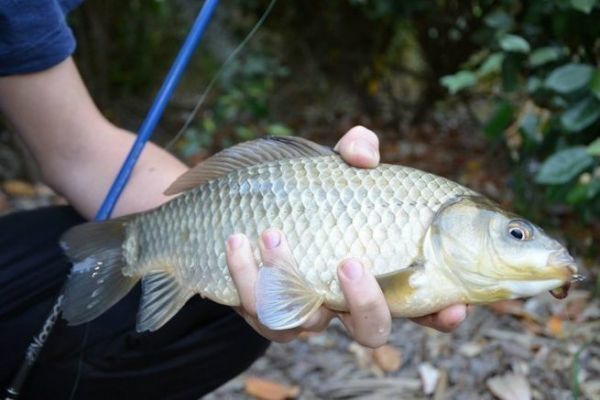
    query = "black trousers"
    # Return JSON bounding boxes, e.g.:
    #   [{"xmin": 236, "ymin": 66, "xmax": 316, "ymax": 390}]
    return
[{"xmin": 0, "ymin": 206, "xmax": 270, "ymax": 399}]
